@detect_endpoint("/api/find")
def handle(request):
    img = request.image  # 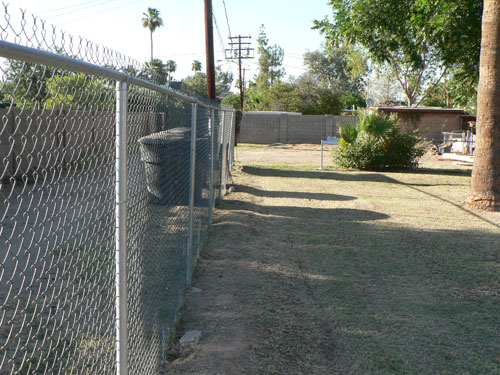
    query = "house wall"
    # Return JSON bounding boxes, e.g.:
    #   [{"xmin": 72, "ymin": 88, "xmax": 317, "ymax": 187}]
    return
[{"xmin": 376, "ymin": 107, "xmax": 469, "ymax": 142}]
